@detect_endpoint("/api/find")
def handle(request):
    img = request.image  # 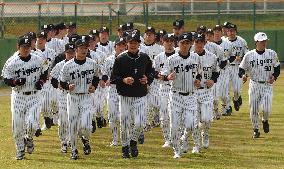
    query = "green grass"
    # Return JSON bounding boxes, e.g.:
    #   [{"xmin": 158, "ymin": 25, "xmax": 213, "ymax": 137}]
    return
[{"xmin": 0, "ymin": 74, "xmax": 284, "ymax": 169}]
